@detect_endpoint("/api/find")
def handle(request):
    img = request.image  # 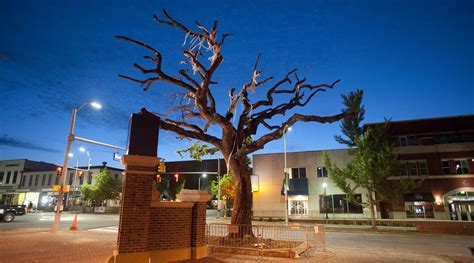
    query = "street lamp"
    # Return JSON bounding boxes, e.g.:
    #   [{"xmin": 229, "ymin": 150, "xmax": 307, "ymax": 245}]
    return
[
  {"xmin": 322, "ymin": 182, "xmax": 329, "ymax": 219},
  {"xmin": 283, "ymin": 124, "xmax": 292, "ymax": 225},
  {"xmin": 53, "ymin": 101, "xmax": 101, "ymax": 230},
  {"xmin": 199, "ymin": 173, "xmax": 207, "ymax": 191}
]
